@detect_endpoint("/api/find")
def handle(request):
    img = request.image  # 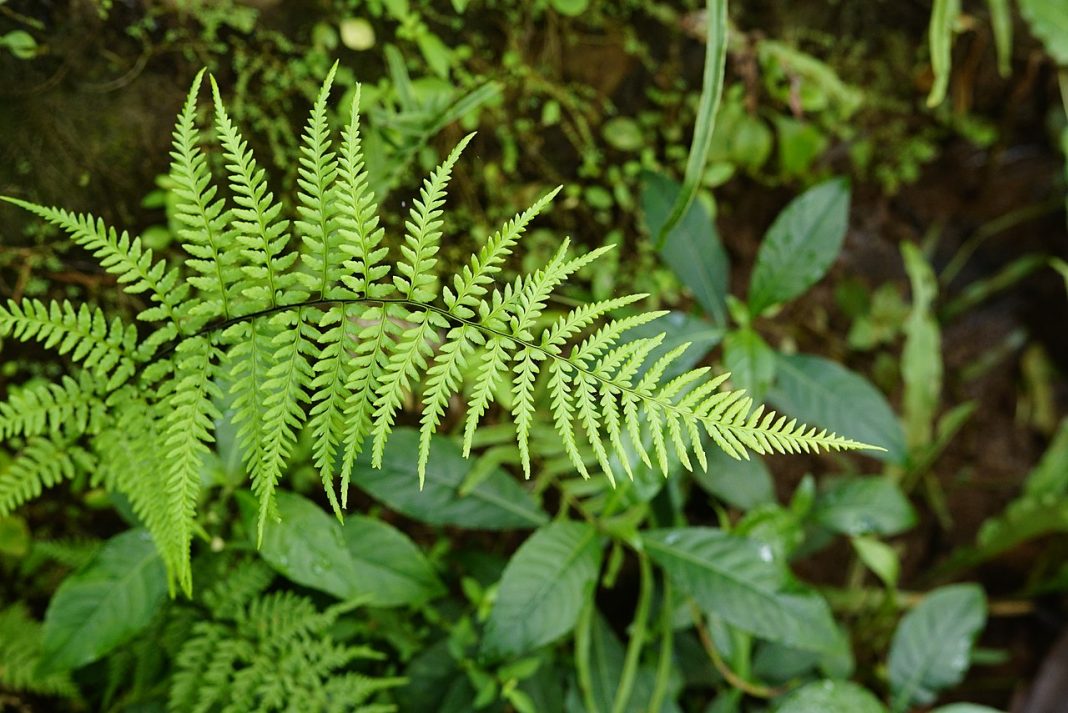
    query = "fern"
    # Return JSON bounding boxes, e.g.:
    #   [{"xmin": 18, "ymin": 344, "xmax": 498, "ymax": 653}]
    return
[
  {"xmin": 0, "ymin": 603, "xmax": 79, "ymax": 700},
  {"xmin": 0, "ymin": 62, "xmax": 879, "ymax": 594},
  {"xmin": 169, "ymin": 563, "xmax": 400, "ymax": 713}
]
